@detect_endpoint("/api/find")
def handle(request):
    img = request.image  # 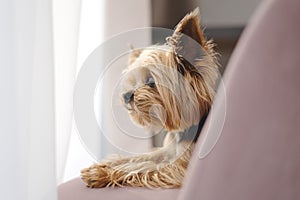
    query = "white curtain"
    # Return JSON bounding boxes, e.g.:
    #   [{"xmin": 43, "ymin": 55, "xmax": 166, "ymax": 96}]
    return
[
  {"xmin": 61, "ymin": 0, "xmax": 105, "ymax": 182},
  {"xmin": 1, "ymin": 0, "xmax": 151, "ymax": 199},
  {"xmin": 52, "ymin": 0, "xmax": 82, "ymax": 184},
  {"xmin": 0, "ymin": 0, "xmax": 56, "ymax": 199}
]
